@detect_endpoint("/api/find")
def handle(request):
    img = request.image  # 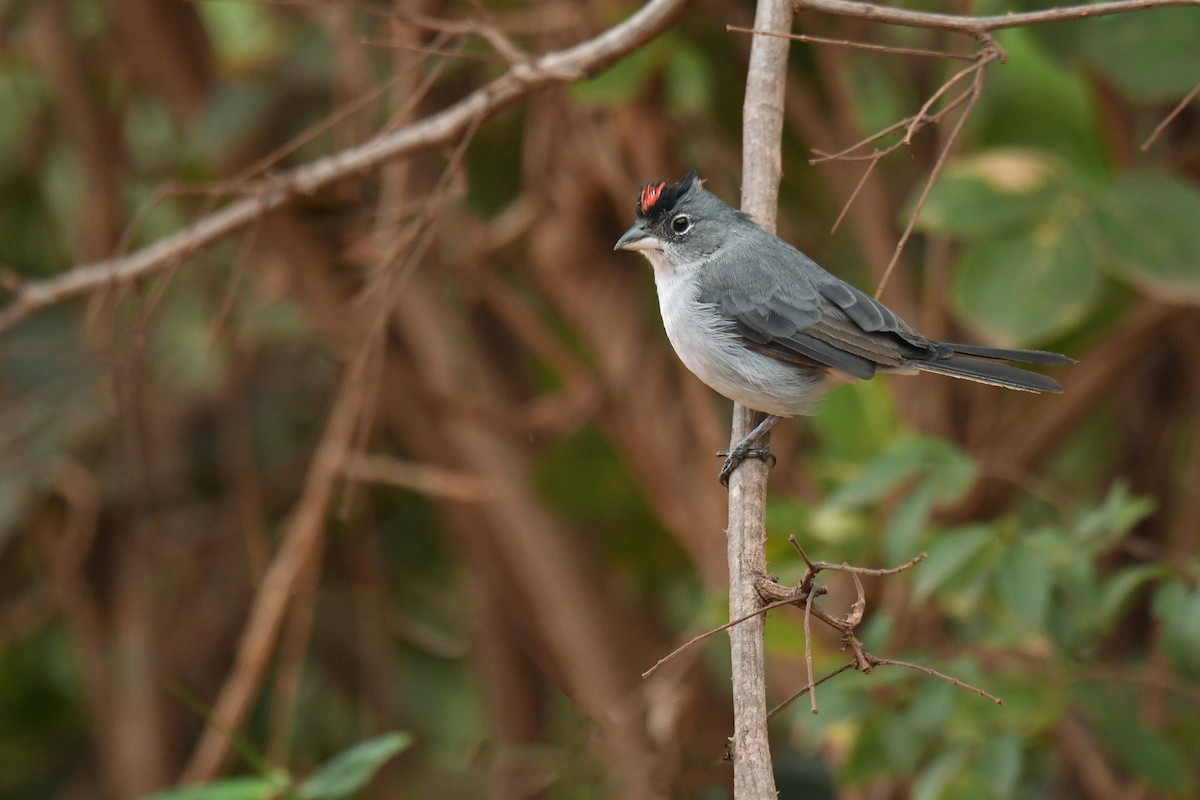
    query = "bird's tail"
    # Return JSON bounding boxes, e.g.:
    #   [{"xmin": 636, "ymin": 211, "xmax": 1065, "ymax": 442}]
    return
[{"xmin": 912, "ymin": 343, "xmax": 1075, "ymax": 394}]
